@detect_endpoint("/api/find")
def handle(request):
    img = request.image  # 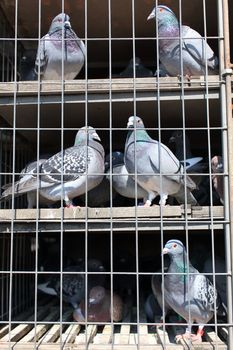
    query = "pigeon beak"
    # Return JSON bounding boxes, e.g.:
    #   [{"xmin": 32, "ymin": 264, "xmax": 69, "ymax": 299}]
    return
[
  {"xmin": 64, "ymin": 20, "xmax": 71, "ymax": 29},
  {"xmin": 93, "ymin": 132, "xmax": 101, "ymax": 142},
  {"xmin": 168, "ymin": 136, "xmax": 175, "ymax": 144},
  {"xmin": 89, "ymin": 298, "xmax": 96, "ymax": 305},
  {"xmin": 127, "ymin": 120, "xmax": 134, "ymax": 128},
  {"xmin": 162, "ymin": 247, "xmax": 169, "ymax": 254},
  {"xmin": 147, "ymin": 10, "xmax": 155, "ymax": 21}
]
